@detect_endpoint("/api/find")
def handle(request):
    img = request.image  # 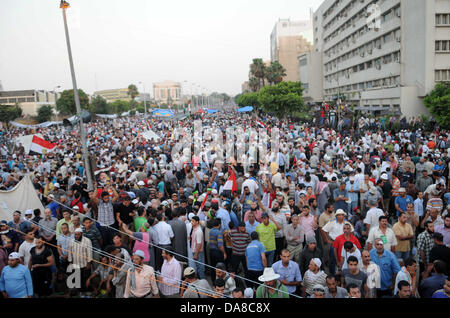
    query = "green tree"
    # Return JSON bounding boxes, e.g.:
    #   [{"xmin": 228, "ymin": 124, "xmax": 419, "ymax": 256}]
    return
[
  {"xmin": 250, "ymin": 58, "xmax": 267, "ymax": 90},
  {"xmin": 91, "ymin": 95, "xmax": 108, "ymax": 114},
  {"xmin": 36, "ymin": 104, "xmax": 54, "ymax": 123},
  {"xmin": 0, "ymin": 104, "xmax": 22, "ymax": 128},
  {"xmin": 257, "ymin": 82, "xmax": 305, "ymax": 119},
  {"xmin": 56, "ymin": 89, "xmax": 89, "ymax": 115},
  {"xmin": 265, "ymin": 61, "xmax": 286, "ymax": 85},
  {"xmin": 249, "ymin": 77, "xmax": 260, "ymax": 92},
  {"xmin": 423, "ymin": 82, "xmax": 450, "ymax": 129},
  {"xmin": 127, "ymin": 84, "xmax": 139, "ymax": 110},
  {"xmin": 109, "ymin": 100, "xmax": 130, "ymax": 114},
  {"xmin": 236, "ymin": 92, "xmax": 260, "ymax": 107}
]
